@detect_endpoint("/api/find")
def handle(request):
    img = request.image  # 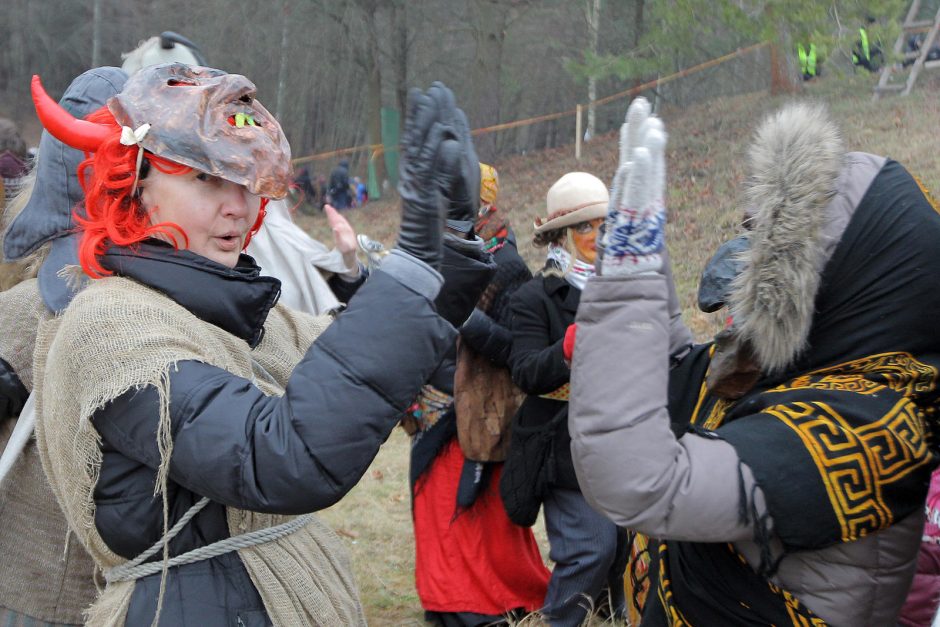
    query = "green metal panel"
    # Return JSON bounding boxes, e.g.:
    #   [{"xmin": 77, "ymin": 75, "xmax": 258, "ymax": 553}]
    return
[
  {"xmin": 368, "ymin": 159, "xmax": 380, "ymax": 200},
  {"xmin": 381, "ymin": 106, "xmax": 400, "ymax": 188}
]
